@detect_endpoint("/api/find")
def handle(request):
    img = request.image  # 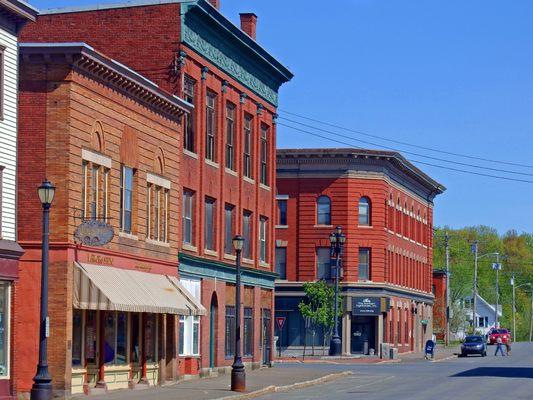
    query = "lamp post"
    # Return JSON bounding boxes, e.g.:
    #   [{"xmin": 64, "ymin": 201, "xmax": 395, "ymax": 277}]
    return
[
  {"xmin": 231, "ymin": 235, "xmax": 245, "ymax": 392},
  {"xmin": 31, "ymin": 180, "xmax": 55, "ymax": 400},
  {"xmin": 328, "ymin": 226, "xmax": 345, "ymax": 357},
  {"xmin": 470, "ymin": 244, "xmax": 498, "ymax": 332},
  {"xmin": 511, "ymin": 281, "xmax": 532, "ymax": 342}
]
